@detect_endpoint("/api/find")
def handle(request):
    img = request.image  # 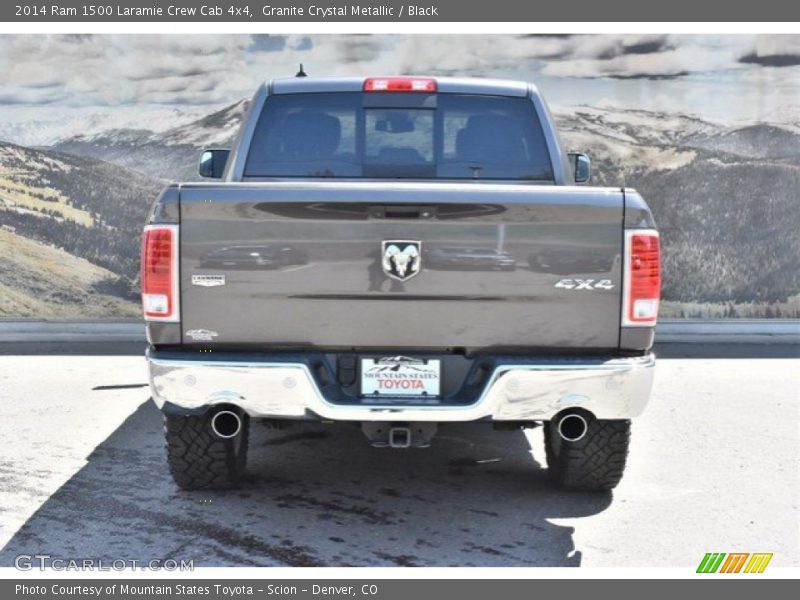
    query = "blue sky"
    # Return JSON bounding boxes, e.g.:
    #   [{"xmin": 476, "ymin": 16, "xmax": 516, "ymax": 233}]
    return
[{"xmin": 0, "ymin": 34, "xmax": 798, "ymax": 140}]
